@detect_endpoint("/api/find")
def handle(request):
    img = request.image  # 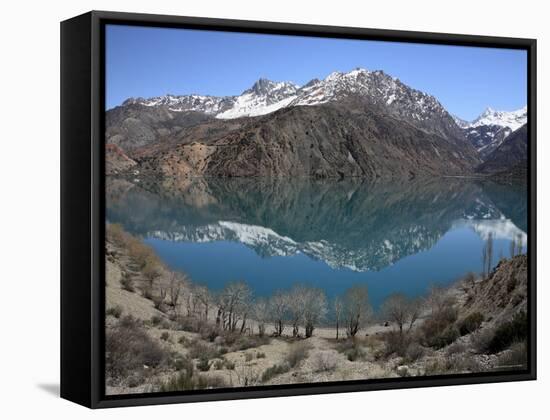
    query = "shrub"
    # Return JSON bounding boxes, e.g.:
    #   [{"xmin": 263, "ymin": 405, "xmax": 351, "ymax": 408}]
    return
[
  {"xmin": 261, "ymin": 363, "xmax": 290, "ymax": 382},
  {"xmin": 108, "ymin": 223, "xmax": 128, "ymax": 246},
  {"xmin": 187, "ymin": 339, "xmax": 222, "ymax": 360},
  {"xmin": 381, "ymin": 331, "xmax": 410, "ymax": 358},
  {"xmin": 244, "ymin": 352, "xmax": 254, "ymax": 362},
  {"xmin": 405, "ymin": 343, "xmax": 425, "ymax": 362},
  {"xmin": 178, "ymin": 335, "xmax": 190, "ymax": 346},
  {"xmin": 150, "ymin": 315, "xmax": 163, "ymax": 326},
  {"xmin": 431, "ymin": 325, "xmax": 460, "ymax": 349},
  {"xmin": 312, "ymin": 351, "xmax": 337, "ymax": 372},
  {"xmin": 200, "ymin": 326, "xmax": 220, "ymax": 343},
  {"xmin": 212, "ymin": 359, "xmax": 225, "ymax": 370},
  {"xmin": 285, "ymin": 342, "xmax": 311, "ymax": 368},
  {"xmin": 488, "ymin": 311, "xmax": 528, "ymax": 354},
  {"xmin": 230, "ymin": 334, "xmax": 271, "ymax": 352},
  {"xmin": 458, "ymin": 312, "xmax": 484, "ymax": 336},
  {"xmin": 120, "ymin": 274, "xmax": 135, "ymax": 292},
  {"xmin": 446, "ymin": 342, "xmax": 466, "ymax": 356},
  {"xmin": 196, "ymin": 355, "xmax": 210, "ymax": 372},
  {"xmin": 224, "ymin": 359, "xmax": 236, "ymax": 370},
  {"xmin": 173, "ymin": 357, "xmax": 192, "ymax": 371},
  {"xmin": 471, "ymin": 327, "xmax": 495, "ymax": 354},
  {"xmin": 335, "ymin": 338, "xmax": 367, "ymax": 361},
  {"xmin": 421, "ymin": 306, "xmax": 458, "ymax": 348},
  {"xmin": 235, "ymin": 365, "xmax": 260, "ymax": 387},
  {"xmin": 497, "ymin": 341, "xmax": 527, "ymax": 369},
  {"xmin": 160, "ymin": 332, "xmax": 170, "ymax": 341},
  {"xmin": 175, "ymin": 315, "xmax": 205, "ymax": 333},
  {"xmin": 106, "ymin": 306, "xmax": 123, "ymax": 319},
  {"xmin": 446, "ymin": 354, "xmax": 481, "ymax": 373},
  {"xmin": 256, "ymin": 352, "xmax": 266, "ymax": 359},
  {"xmin": 140, "ymin": 285, "xmax": 153, "ymax": 300},
  {"xmin": 159, "ymin": 370, "xmax": 227, "ymax": 391},
  {"xmin": 106, "ymin": 316, "xmax": 168, "ymax": 385}
]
